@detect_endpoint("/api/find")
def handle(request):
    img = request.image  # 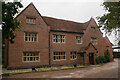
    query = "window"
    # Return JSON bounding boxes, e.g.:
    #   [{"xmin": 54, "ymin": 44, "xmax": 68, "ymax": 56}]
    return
[
  {"xmin": 70, "ymin": 51, "xmax": 77, "ymax": 60},
  {"xmin": 23, "ymin": 52, "xmax": 39, "ymax": 62},
  {"xmin": 91, "ymin": 26, "xmax": 96, "ymax": 32},
  {"xmin": 53, "ymin": 52, "xmax": 65, "ymax": 61},
  {"xmin": 24, "ymin": 32, "xmax": 37, "ymax": 42},
  {"xmin": 26, "ymin": 17, "xmax": 36, "ymax": 24},
  {"xmin": 91, "ymin": 37, "xmax": 97, "ymax": 45},
  {"xmin": 106, "ymin": 46, "xmax": 110, "ymax": 50},
  {"xmin": 76, "ymin": 36, "xmax": 82, "ymax": 44},
  {"xmin": 53, "ymin": 34, "xmax": 65, "ymax": 43}
]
